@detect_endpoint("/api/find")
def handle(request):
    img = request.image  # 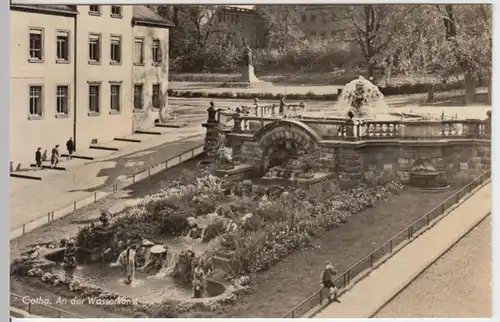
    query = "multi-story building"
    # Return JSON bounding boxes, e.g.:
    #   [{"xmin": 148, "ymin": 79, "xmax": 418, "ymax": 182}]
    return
[
  {"xmin": 216, "ymin": 6, "xmax": 264, "ymax": 48},
  {"xmin": 10, "ymin": 4, "xmax": 173, "ymax": 170}
]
